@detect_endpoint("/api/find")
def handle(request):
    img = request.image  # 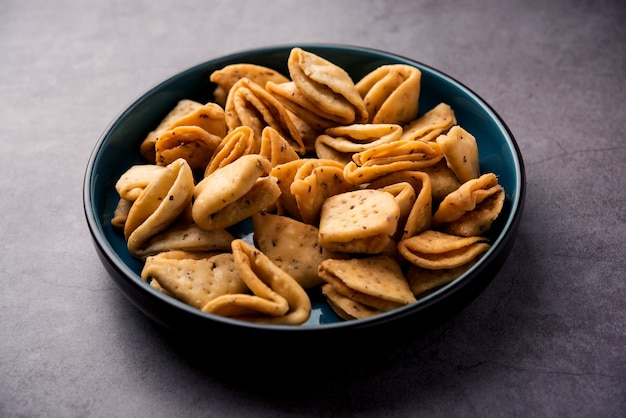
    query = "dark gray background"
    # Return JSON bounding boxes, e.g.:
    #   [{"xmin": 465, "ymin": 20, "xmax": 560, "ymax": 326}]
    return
[{"xmin": 1, "ymin": 0, "xmax": 624, "ymax": 416}]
